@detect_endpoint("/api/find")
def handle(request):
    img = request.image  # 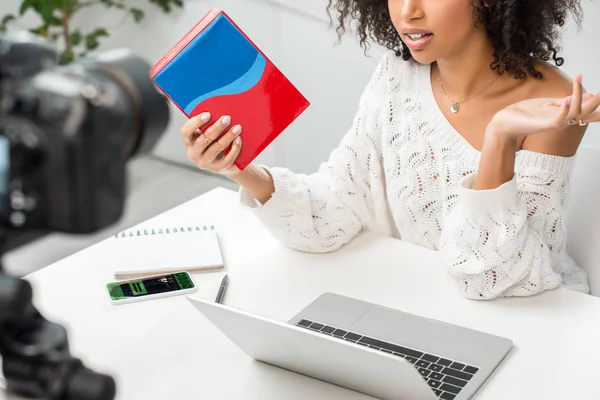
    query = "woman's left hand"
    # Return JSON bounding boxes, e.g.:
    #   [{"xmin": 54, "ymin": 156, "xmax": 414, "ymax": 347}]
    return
[{"xmin": 488, "ymin": 75, "xmax": 600, "ymax": 140}]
